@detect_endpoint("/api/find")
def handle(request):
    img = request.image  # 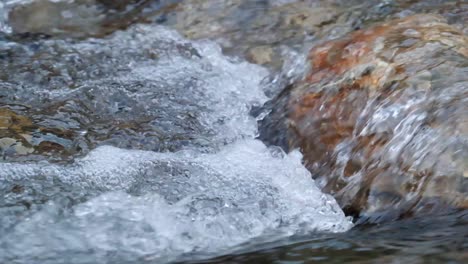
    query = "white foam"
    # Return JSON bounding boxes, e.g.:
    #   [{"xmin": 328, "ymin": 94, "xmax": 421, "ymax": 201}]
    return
[{"xmin": 1, "ymin": 141, "xmax": 352, "ymax": 263}]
